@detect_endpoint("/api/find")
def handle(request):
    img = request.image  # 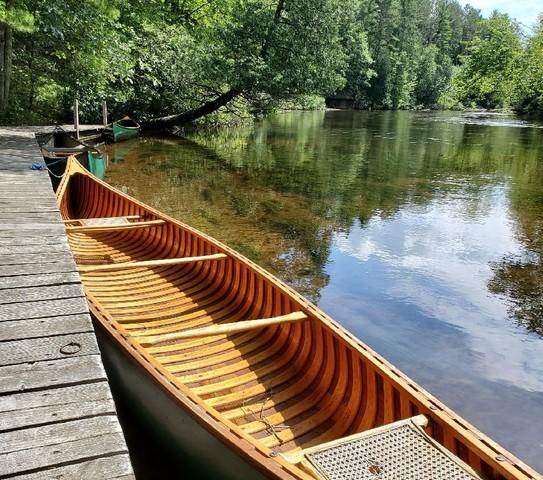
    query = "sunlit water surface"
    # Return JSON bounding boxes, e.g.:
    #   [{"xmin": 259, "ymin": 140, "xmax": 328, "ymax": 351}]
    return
[{"xmin": 104, "ymin": 111, "xmax": 543, "ymax": 472}]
